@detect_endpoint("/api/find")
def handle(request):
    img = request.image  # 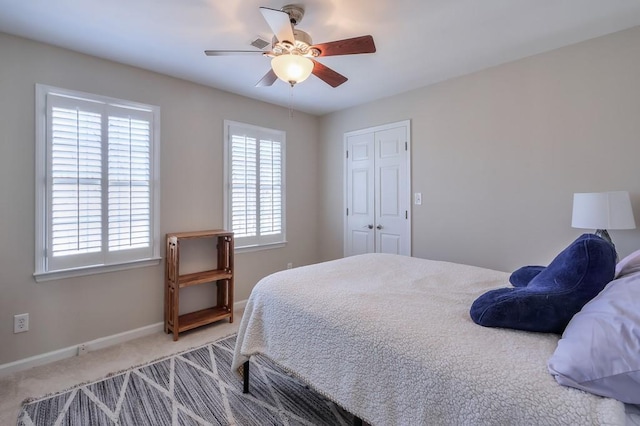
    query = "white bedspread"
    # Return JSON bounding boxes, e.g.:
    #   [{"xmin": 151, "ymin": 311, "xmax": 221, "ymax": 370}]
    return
[{"xmin": 232, "ymin": 253, "xmax": 626, "ymax": 425}]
